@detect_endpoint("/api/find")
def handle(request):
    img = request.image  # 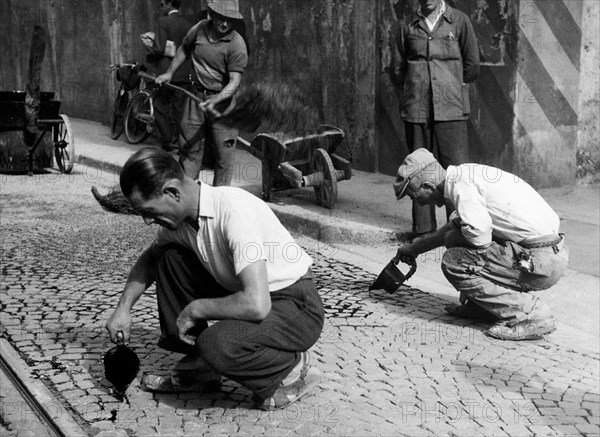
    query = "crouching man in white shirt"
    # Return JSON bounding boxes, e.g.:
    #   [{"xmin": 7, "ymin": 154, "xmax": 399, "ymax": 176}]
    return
[
  {"xmin": 105, "ymin": 147, "xmax": 324, "ymax": 410},
  {"xmin": 393, "ymin": 149, "xmax": 569, "ymax": 340}
]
